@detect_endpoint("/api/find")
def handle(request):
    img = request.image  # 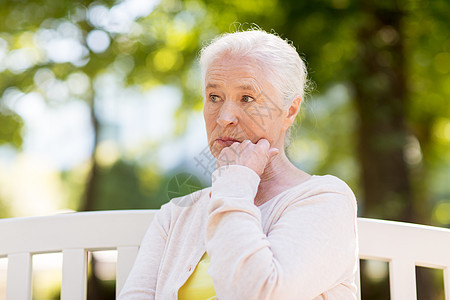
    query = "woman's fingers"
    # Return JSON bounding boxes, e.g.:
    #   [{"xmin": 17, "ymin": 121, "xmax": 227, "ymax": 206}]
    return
[
  {"xmin": 256, "ymin": 138, "xmax": 270, "ymax": 150},
  {"xmin": 256, "ymin": 139, "xmax": 278, "ymax": 161},
  {"xmin": 256, "ymin": 139, "xmax": 279, "ymax": 162},
  {"xmin": 215, "ymin": 138, "xmax": 279, "ymax": 176}
]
